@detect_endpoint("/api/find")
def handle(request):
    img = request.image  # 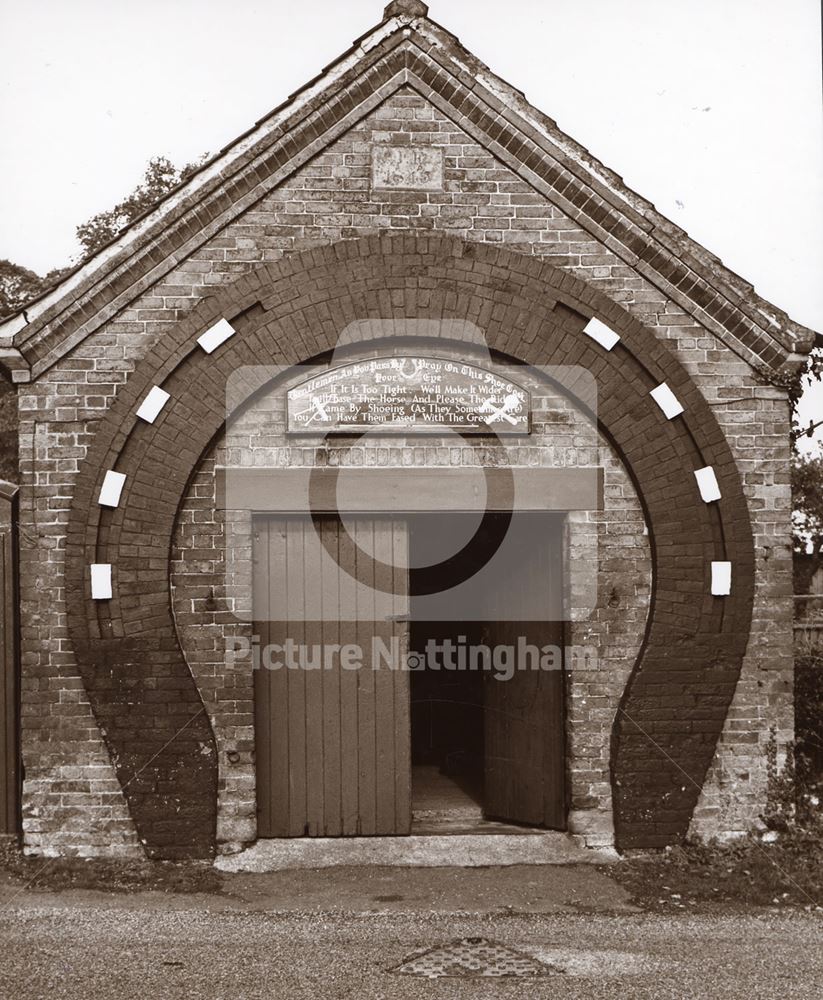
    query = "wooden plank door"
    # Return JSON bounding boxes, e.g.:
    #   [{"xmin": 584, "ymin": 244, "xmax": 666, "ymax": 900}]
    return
[
  {"xmin": 483, "ymin": 514, "xmax": 566, "ymax": 828},
  {"xmin": 254, "ymin": 515, "xmax": 410, "ymax": 837}
]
